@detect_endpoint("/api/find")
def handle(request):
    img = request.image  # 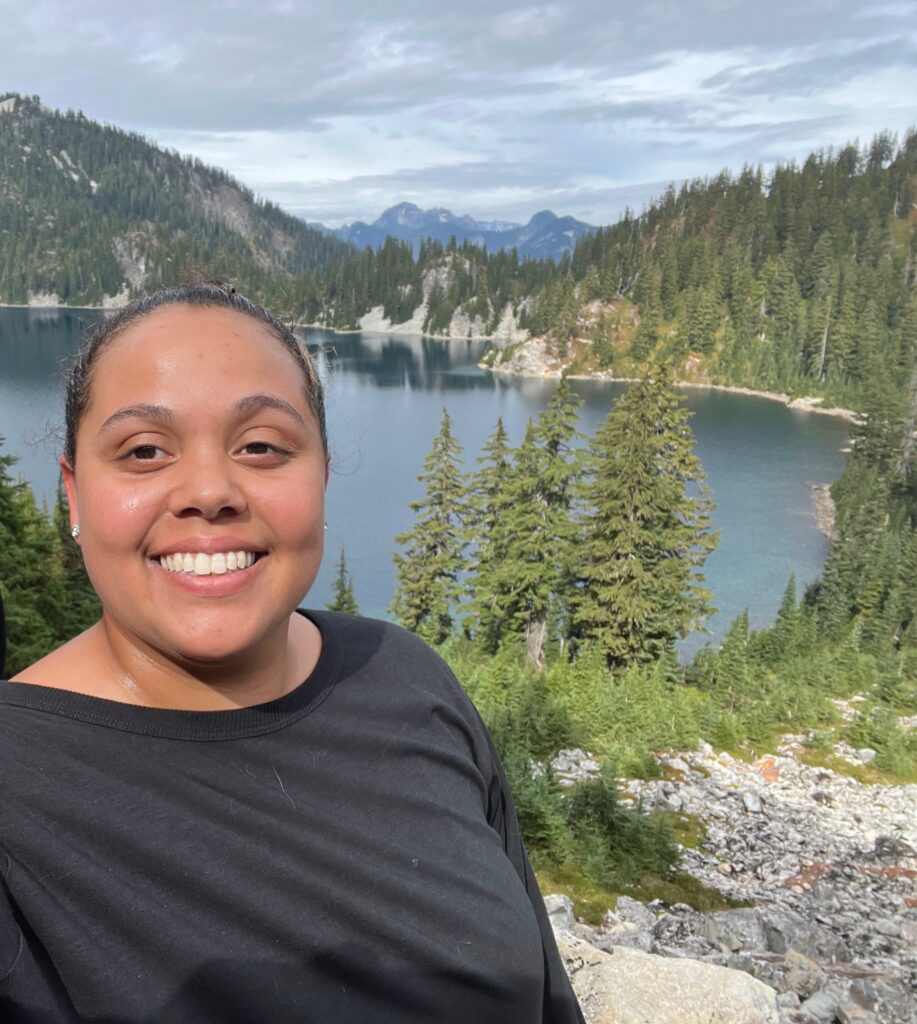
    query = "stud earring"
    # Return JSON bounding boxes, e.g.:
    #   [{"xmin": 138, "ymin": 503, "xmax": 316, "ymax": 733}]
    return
[{"xmin": 71, "ymin": 524, "xmax": 80, "ymax": 540}]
